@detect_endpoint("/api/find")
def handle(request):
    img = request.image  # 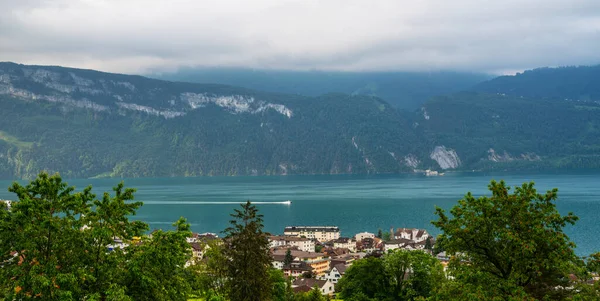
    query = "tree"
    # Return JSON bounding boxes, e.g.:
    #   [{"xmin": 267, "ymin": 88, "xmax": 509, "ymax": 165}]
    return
[
  {"xmin": 382, "ymin": 231, "xmax": 391, "ymax": 242},
  {"xmin": 270, "ymin": 268, "xmax": 294, "ymax": 301},
  {"xmin": 0, "ymin": 172, "xmax": 147, "ymax": 300},
  {"xmin": 384, "ymin": 249, "xmax": 445, "ymax": 300},
  {"xmin": 284, "ymin": 248, "xmax": 294, "ymax": 266},
  {"xmin": 123, "ymin": 217, "xmax": 193, "ymax": 301},
  {"xmin": 315, "ymin": 244, "xmax": 324, "ymax": 252},
  {"xmin": 337, "ymin": 257, "xmax": 390, "ymax": 300},
  {"xmin": 377, "ymin": 229, "xmax": 383, "ymax": 239},
  {"xmin": 433, "ymin": 180, "xmax": 579, "ymax": 300},
  {"xmin": 190, "ymin": 239, "xmax": 229, "ymax": 298},
  {"xmin": 424, "ymin": 237, "xmax": 432, "ymax": 252},
  {"xmin": 224, "ymin": 201, "xmax": 272, "ymax": 301}
]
